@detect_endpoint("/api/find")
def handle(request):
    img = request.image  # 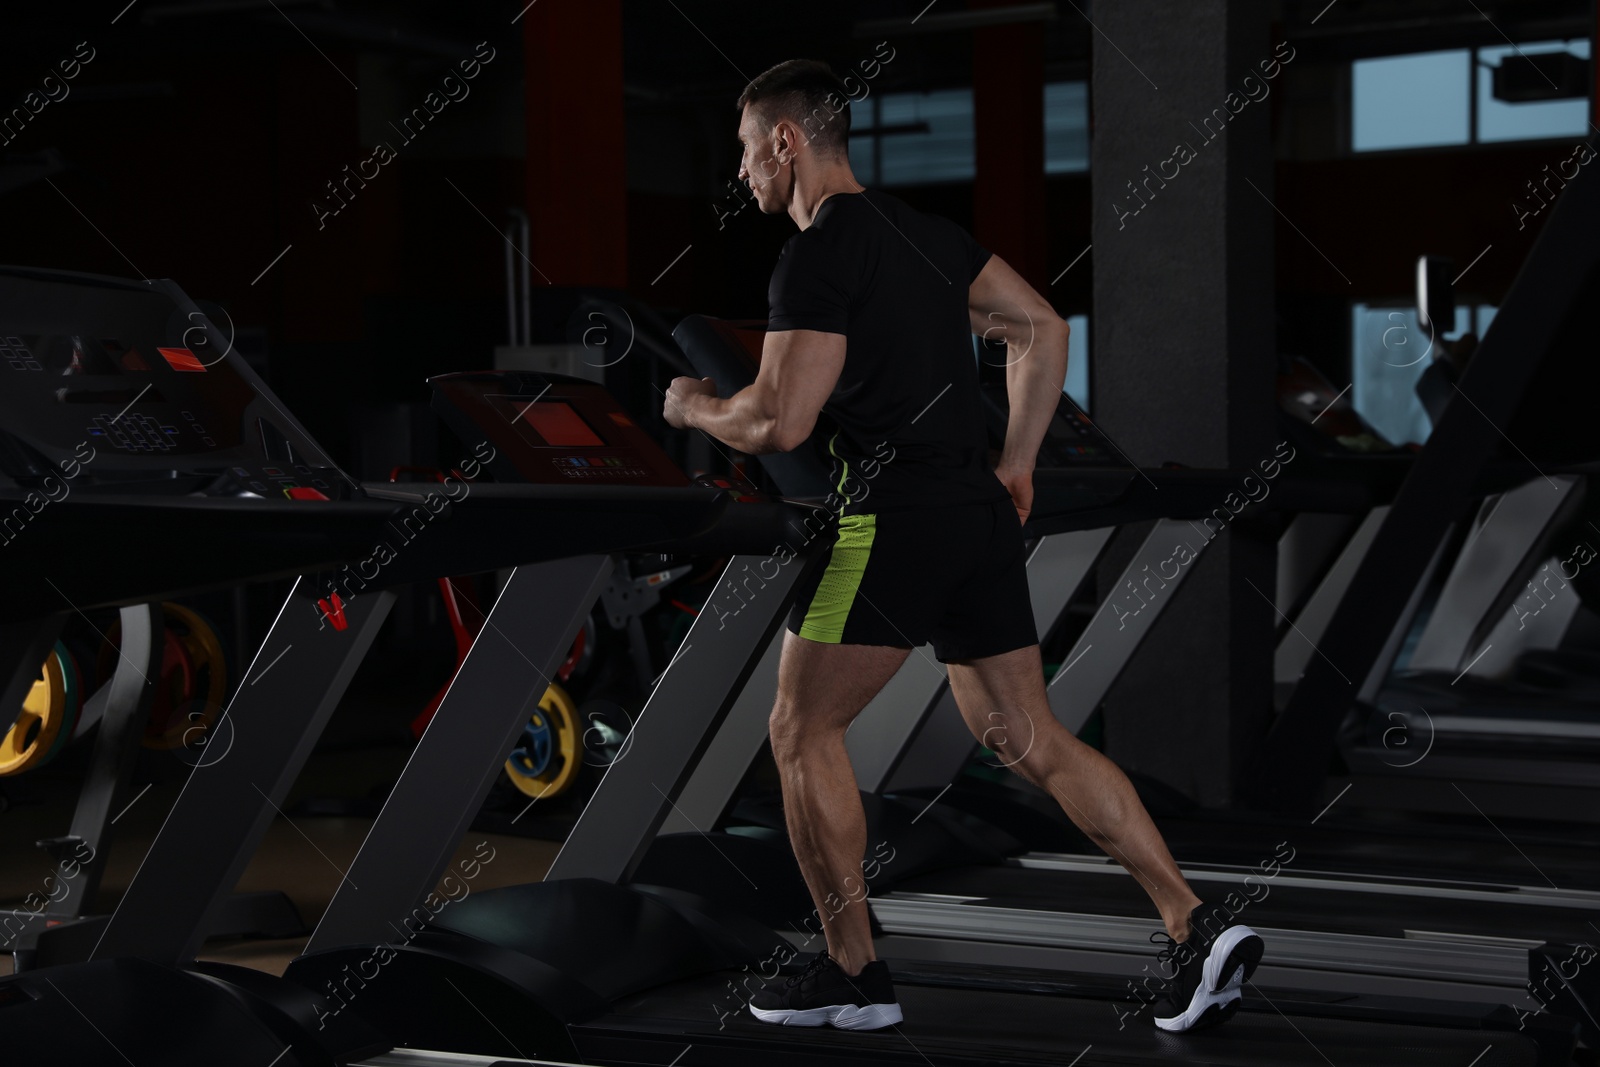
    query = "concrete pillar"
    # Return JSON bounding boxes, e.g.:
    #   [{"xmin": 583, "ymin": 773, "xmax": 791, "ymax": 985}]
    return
[{"xmin": 1088, "ymin": 0, "xmax": 1279, "ymax": 806}]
